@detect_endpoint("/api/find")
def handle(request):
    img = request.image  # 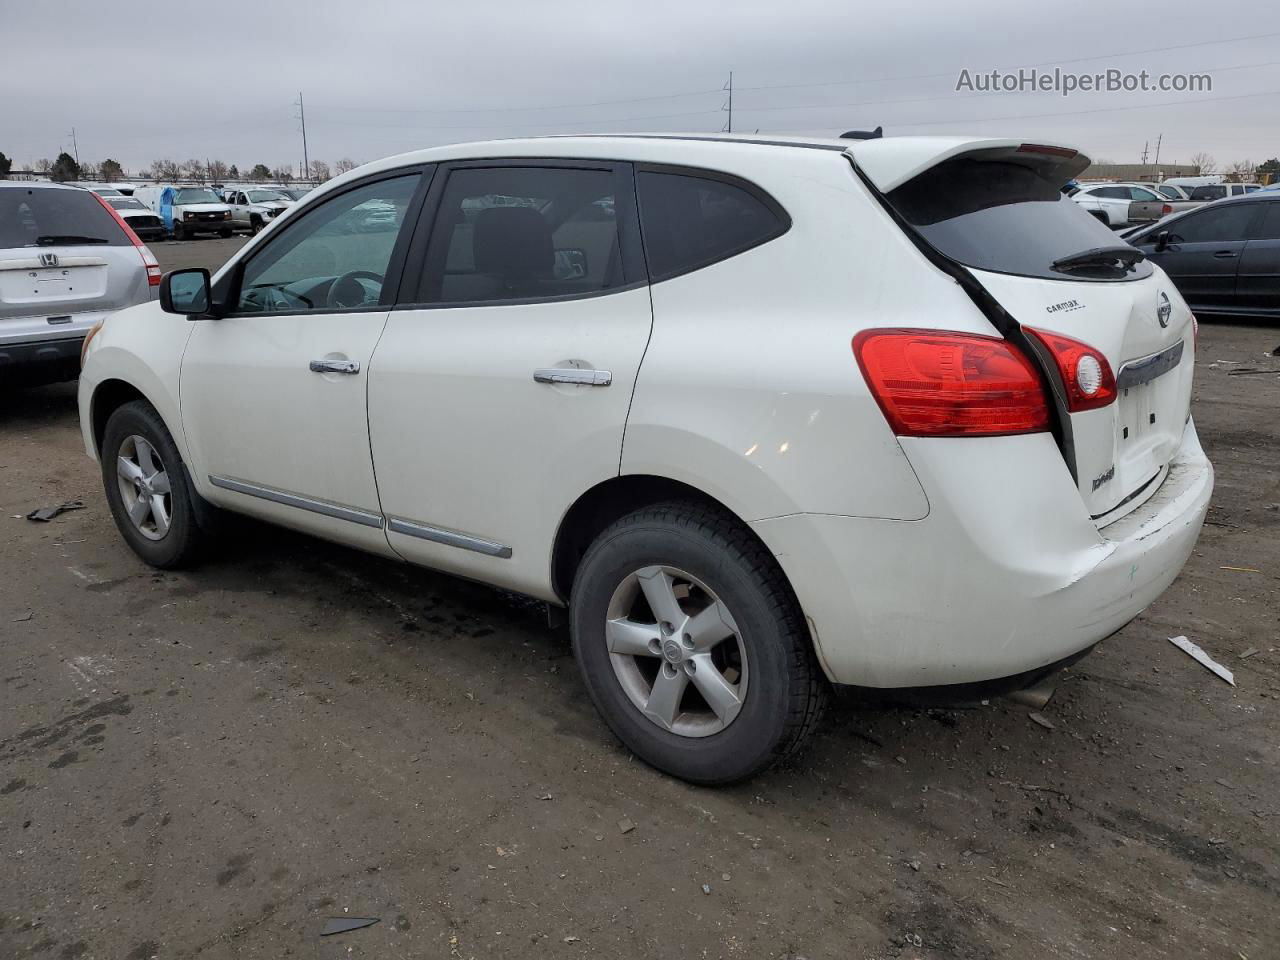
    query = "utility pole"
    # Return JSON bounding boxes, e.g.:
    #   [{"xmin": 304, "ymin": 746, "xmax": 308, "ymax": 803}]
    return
[
  {"xmin": 722, "ymin": 71, "xmax": 733, "ymax": 134},
  {"xmin": 1153, "ymin": 132, "xmax": 1163, "ymax": 166},
  {"xmin": 1140, "ymin": 141, "xmax": 1149, "ymax": 165},
  {"xmin": 67, "ymin": 128, "xmax": 79, "ymax": 165},
  {"xmin": 295, "ymin": 92, "xmax": 310, "ymax": 181}
]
